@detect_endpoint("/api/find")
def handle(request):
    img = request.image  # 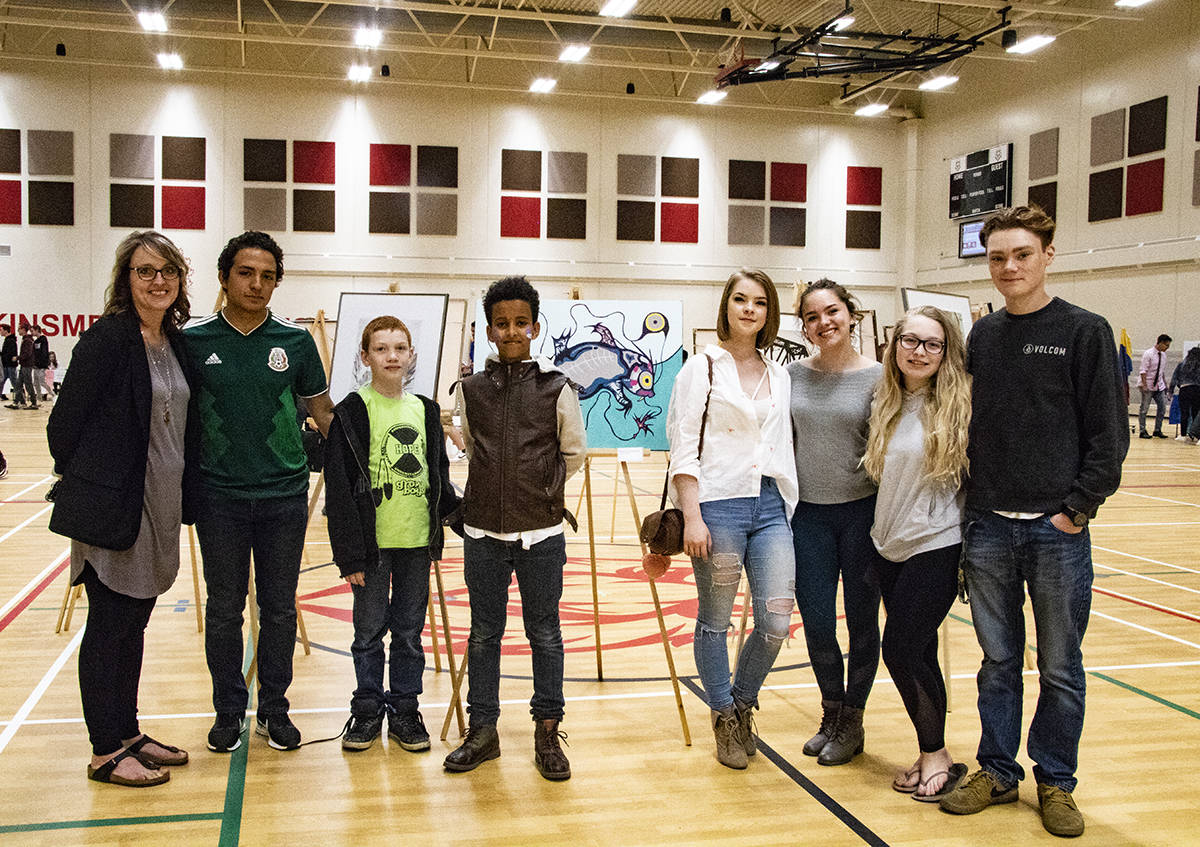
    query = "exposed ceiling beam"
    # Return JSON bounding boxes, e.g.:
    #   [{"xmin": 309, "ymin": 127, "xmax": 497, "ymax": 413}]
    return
[{"xmin": 902, "ymin": 0, "xmax": 1141, "ymax": 21}]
